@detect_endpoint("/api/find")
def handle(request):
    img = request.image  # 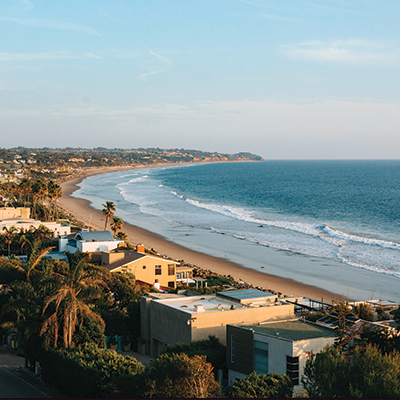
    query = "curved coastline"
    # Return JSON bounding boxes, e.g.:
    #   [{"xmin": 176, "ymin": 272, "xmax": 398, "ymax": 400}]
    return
[{"xmin": 59, "ymin": 164, "xmax": 346, "ymax": 301}]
